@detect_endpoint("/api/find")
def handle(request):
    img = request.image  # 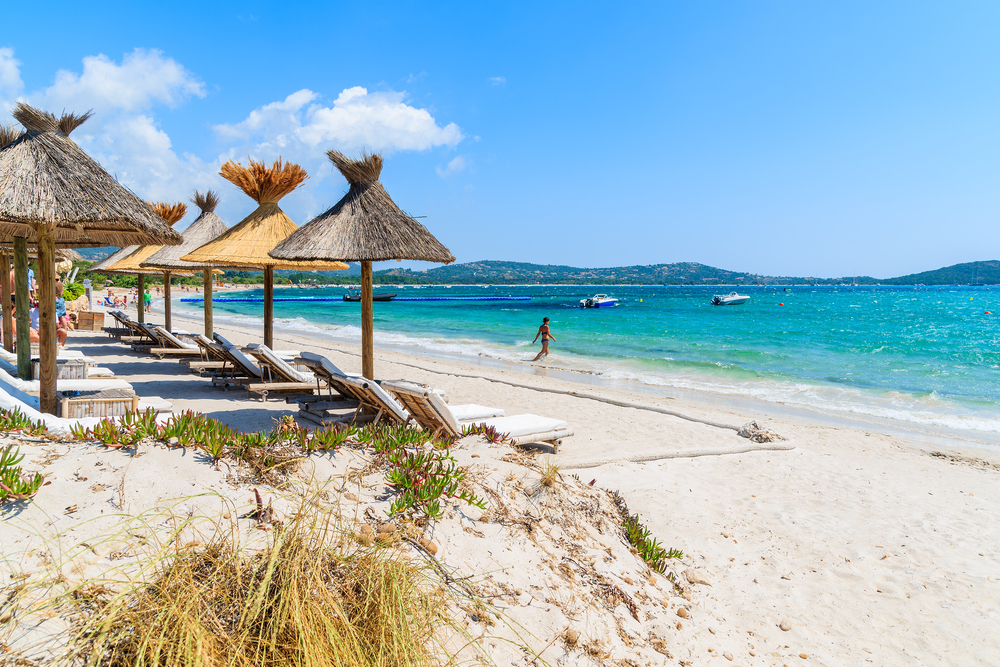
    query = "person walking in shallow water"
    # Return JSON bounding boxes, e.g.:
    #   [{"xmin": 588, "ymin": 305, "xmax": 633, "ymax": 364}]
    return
[{"xmin": 532, "ymin": 317, "xmax": 556, "ymax": 361}]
